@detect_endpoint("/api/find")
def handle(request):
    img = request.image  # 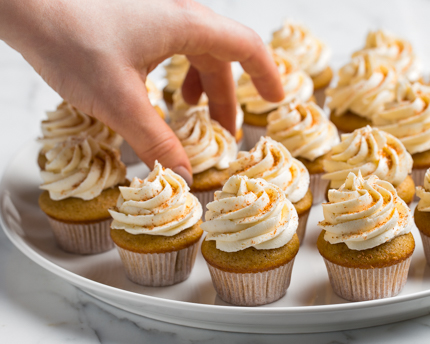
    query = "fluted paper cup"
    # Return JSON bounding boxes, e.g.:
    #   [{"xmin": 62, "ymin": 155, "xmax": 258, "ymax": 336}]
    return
[
  {"xmin": 206, "ymin": 258, "xmax": 295, "ymax": 306},
  {"xmin": 242, "ymin": 124, "xmax": 266, "ymax": 150},
  {"xmin": 115, "ymin": 241, "xmax": 199, "ymax": 287},
  {"xmin": 419, "ymin": 232, "xmax": 430, "ymax": 266},
  {"xmin": 47, "ymin": 216, "xmax": 114, "ymax": 254},
  {"xmin": 412, "ymin": 168, "xmax": 427, "ymax": 202},
  {"xmin": 120, "ymin": 141, "xmax": 141, "ymax": 165},
  {"xmin": 310, "ymin": 173, "xmax": 329, "ymax": 205},
  {"xmin": 192, "ymin": 189, "xmax": 219, "ymax": 219},
  {"xmin": 296, "ymin": 209, "xmax": 310, "ymax": 244},
  {"xmin": 322, "ymin": 257, "xmax": 412, "ymax": 301}
]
